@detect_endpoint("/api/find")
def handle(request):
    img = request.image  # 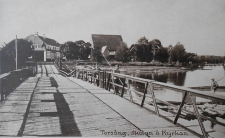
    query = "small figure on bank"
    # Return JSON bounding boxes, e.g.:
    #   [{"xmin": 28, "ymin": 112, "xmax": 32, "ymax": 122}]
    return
[{"xmin": 211, "ymin": 78, "xmax": 218, "ymax": 93}]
